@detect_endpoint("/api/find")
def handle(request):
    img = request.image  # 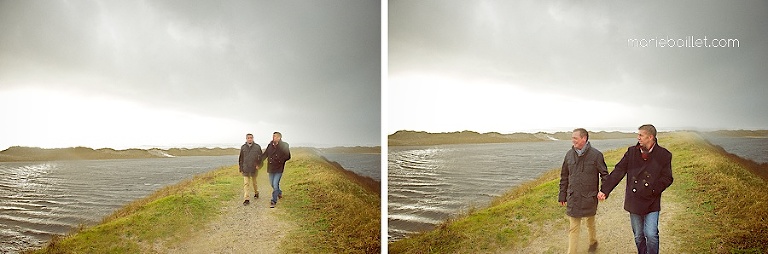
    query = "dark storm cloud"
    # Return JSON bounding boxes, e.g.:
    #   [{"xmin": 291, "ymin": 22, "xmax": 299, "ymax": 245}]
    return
[
  {"xmin": 390, "ymin": 0, "xmax": 768, "ymax": 130},
  {"xmin": 0, "ymin": 0, "xmax": 380, "ymax": 146}
]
